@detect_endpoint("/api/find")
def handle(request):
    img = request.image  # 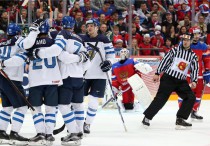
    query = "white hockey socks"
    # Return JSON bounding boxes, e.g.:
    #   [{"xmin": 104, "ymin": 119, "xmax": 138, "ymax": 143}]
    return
[
  {"xmin": 85, "ymin": 95, "xmax": 99, "ymax": 125},
  {"xmin": 11, "ymin": 106, "xmax": 28, "ymax": 133},
  {"xmin": 58, "ymin": 104, "xmax": 79, "ymax": 133},
  {"xmin": 45, "ymin": 105, "xmax": 56, "ymax": 134},
  {"xmin": 0, "ymin": 106, "xmax": 13, "ymax": 131},
  {"xmin": 31, "ymin": 106, "xmax": 45, "ymax": 134},
  {"xmin": 72, "ymin": 103, "xmax": 84, "ymax": 132}
]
